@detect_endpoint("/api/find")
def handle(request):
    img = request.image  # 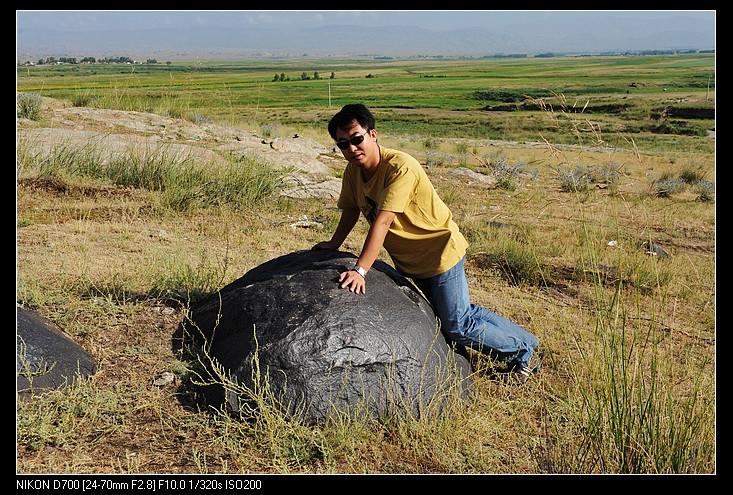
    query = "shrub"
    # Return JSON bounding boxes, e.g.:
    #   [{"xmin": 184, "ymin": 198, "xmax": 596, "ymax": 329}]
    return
[
  {"xmin": 423, "ymin": 137, "xmax": 439, "ymax": 149},
  {"xmin": 678, "ymin": 166, "xmax": 708, "ymax": 183},
  {"xmin": 478, "ymin": 153, "xmax": 539, "ymax": 191},
  {"xmin": 653, "ymin": 177, "xmax": 685, "ymax": 197},
  {"xmin": 591, "ymin": 161, "xmax": 622, "ymax": 187},
  {"xmin": 190, "ymin": 114, "xmax": 212, "ymax": 126},
  {"xmin": 72, "ymin": 91, "xmax": 96, "ymax": 107},
  {"xmin": 454, "ymin": 141, "xmax": 470, "ymax": 154},
  {"xmin": 492, "ymin": 164, "xmax": 517, "ymax": 191},
  {"xmin": 694, "ymin": 180, "xmax": 715, "ymax": 202},
  {"xmin": 261, "ymin": 123, "xmax": 280, "ymax": 138},
  {"xmin": 17, "ymin": 92, "xmax": 43, "ymax": 120},
  {"xmin": 559, "ymin": 166, "xmax": 592, "ymax": 193},
  {"xmin": 425, "ymin": 150, "xmax": 452, "ymax": 169}
]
